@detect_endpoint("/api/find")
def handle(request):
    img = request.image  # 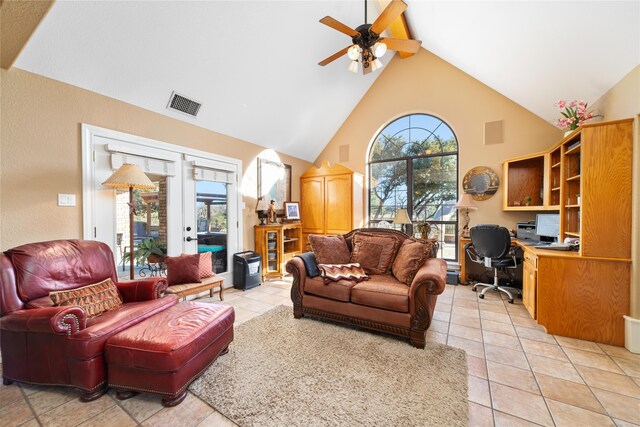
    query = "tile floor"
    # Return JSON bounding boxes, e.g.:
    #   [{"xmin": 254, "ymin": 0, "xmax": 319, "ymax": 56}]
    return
[{"xmin": 1, "ymin": 278, "xmax": 639, "ymax": 426}]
